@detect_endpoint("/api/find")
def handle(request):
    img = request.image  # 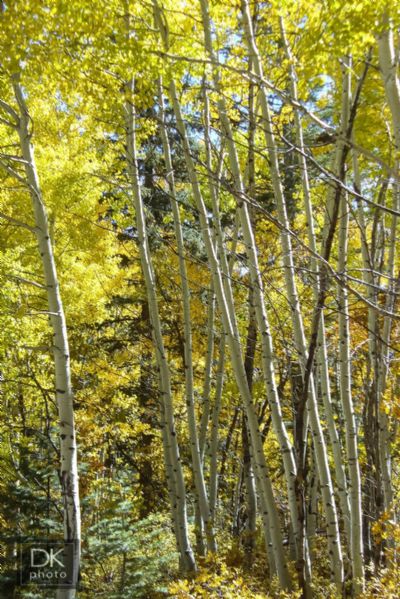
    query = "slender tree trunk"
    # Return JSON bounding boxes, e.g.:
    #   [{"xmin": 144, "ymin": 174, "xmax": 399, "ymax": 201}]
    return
[
  {"xmin": 199, "ymin": 288, "xmax": 215, "ymax": 461},
  {"xmin": 338, "ymin": 184, "xmax": 364, "ymax": 592},
  {"xmin": 377, "ymin": 172, "xmax": 398, "ymax": 513},
  {"xmin": 241, "ymin": 60, "xmax": 258, "ymax": 565},
  {"xmin": 279, "ymin": 19, "xmax": 352, "ymax": 567},
  {"xmin": 208, "ymin": 335, "xmax": 226, "ymax": 521},
  {"xmin": 242, "ymin": 287, "xmax": 258, "ymax": 563},
  {"xmin": 157, "ymin": 77, "xmax": 217, "ymax": 554},
  {"xmin": 242, "ymin": 2, "xmax": 347, "ymax": 590},
  {"xmin": 377, "ymin": 11, "xmax": 400, "ymax": 516},
  {"xmin": 124, "ymin": 79, "xmax": 196, "ymax": 573},
  {"xmin": 12, "ymin": 79, "xmax": 80, "ymax": 599},
  {"xmin": 330, "ymin": 56, "xmax": 365, "ymax": 591},
  {"xmin": 306, "ymin": 450, "xmax": 318, "ymax": 556}
]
